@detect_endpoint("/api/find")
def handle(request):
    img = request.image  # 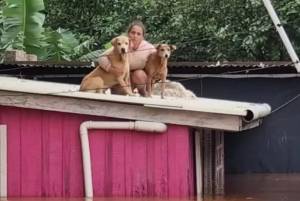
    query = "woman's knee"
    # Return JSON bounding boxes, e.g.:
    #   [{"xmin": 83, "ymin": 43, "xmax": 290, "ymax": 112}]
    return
[{"xmin": 131, "ymin": 70, "xmax": 147, "ymax": 85}]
